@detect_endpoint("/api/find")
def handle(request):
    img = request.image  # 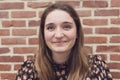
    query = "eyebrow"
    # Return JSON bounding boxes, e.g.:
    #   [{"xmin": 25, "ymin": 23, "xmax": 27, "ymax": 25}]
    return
[
  {"xmin": 62, "ymin": 22, "xmax": 73, "ymax": 25},
  {"xmin": 45, "ymin": 21, "xmax": 73, "ymax": 27},
  {"xmin": 45, "ymin": 23, "xmax": 54, "ymax": 27}
]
